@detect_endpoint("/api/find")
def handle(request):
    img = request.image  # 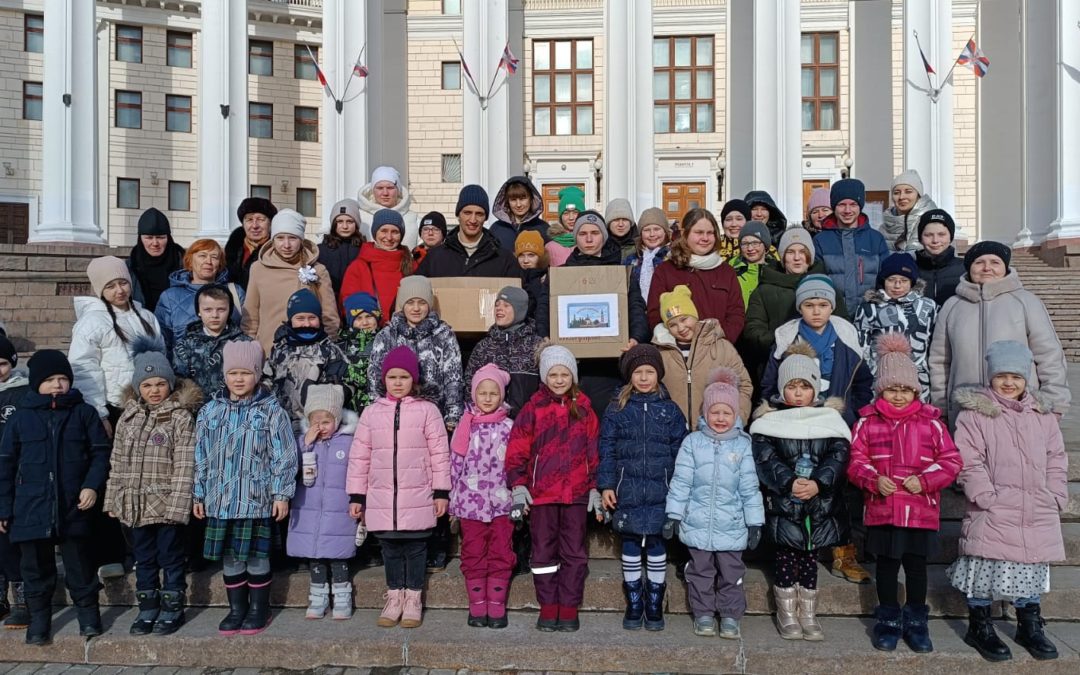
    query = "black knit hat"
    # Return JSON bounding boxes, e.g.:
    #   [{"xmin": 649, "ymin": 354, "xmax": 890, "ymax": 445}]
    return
[
  {"xmin": 28, "ymin": 349, "xmax": 74, "ymax": 392},
  {"xmin": 455, "ymin": 184, "xmax": 490, "ymax": 217},
  {"xmin": 236, "ymin": 197, "xmax": 278, "ymax": 224},
  {"xmin": 420, "ymin": 211, "xmax": 448, "ymax": 238},
  {"xmin": 917, "ymin": 209, "xmax": 956, "ymax": 241},
  {"xmin": 964, "ymin": 240, "xmax": 1011, "ymax": 273},
  {"xmin": 0, "ymin": 336, "xmax": 17, "ymax": 368},
  {"xmin": 720, "ymin": 199, "xmax": 751, "ymax": 223},
  {"xmin": 138, "ymin": 207, "xmax": 171, "ymax": 236},
  {"xmin": 619, "ymin": 344, "xmax": 665, "ymax": 382}
]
